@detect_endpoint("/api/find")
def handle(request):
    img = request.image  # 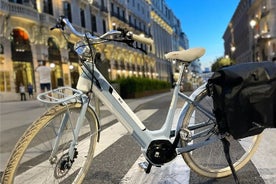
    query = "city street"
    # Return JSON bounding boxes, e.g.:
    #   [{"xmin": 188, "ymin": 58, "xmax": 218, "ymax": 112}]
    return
[{"xmin": 0, "ymin": 92, "xmax": 276, "ymax": 184}]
